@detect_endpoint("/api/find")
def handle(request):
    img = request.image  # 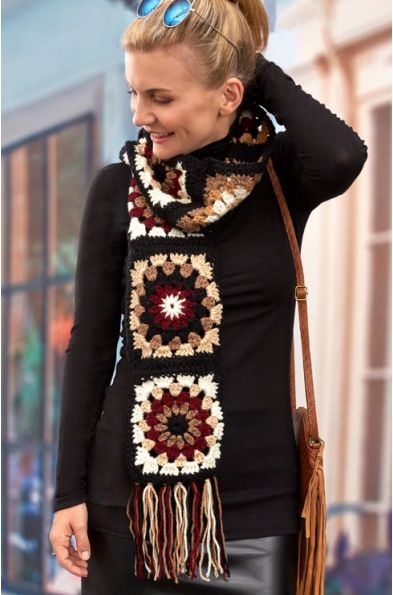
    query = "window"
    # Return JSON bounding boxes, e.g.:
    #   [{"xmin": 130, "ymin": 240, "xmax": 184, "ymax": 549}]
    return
[
  {"xmin": 361, "ymin": 103, "xmax": 392, "ymax": 548},
  {"xmin": 2, "ymin": 116, "xmax": 93, "ymax": 594}
]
